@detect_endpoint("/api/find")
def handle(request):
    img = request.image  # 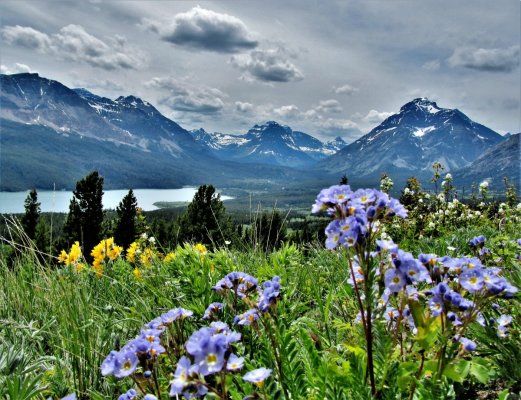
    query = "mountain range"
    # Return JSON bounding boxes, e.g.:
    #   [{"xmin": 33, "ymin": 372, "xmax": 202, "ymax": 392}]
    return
[
  {"xmin": 0, "ymin": 72, "xmax": 518, "ymax": 194},
  {"xmin": 190, "ymin": 123, "xmax": 346, "ymax": 168}
]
